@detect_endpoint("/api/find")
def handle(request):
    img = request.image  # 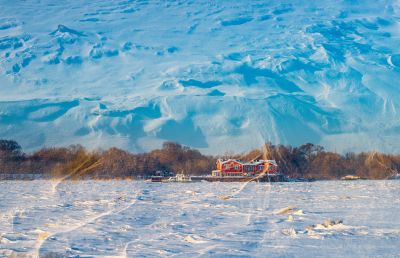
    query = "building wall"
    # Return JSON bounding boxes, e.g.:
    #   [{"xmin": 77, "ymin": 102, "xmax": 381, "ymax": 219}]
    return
[
  {"xmin": 216, "ymin": 159, "xmax": 278, "ymax": 176},
  {"xmin": 220, "ymin": 160, "xmax": 243, "ymax": 173}
]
